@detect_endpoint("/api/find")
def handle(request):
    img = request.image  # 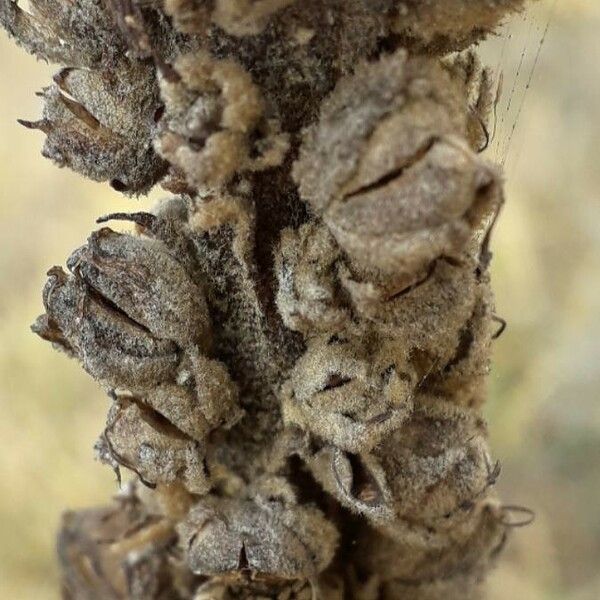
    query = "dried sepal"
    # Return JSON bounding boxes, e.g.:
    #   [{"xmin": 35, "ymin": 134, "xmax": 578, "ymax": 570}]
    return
[
  {"xmin": 37, "ymin": 266, "xmax": 180, "ymax": 390},
  {"xmin": 179, "ymin": 496, "xmax": 338, "ymax": 581},
  {"xmin": 67, "ymin": 227, "xmax": 211, "ymax": 349},
  {"xmin": 20, "ymin": 64, "xmax": 166, "ymax": 193},
  {"xmin": 445, "ymin": 51, "xmax": 497, "ymax": 152},
  {"xmin": 281, "ymin": 336, "xmax": 416, "ymax": 453},
  {"xmin": 101, "ymin": 396, "xmax": 211, "ymax": 494},
  {"xmin": 156, "ymin": 51, "xmax": 289, "ymax": 191},
  {"xmin": 293, "ymin": 51, "xmax": 501, "ymax": 293},
  {"xmin": 275, "ymin": 223, "xmax": 348, "ymax": 335}
]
